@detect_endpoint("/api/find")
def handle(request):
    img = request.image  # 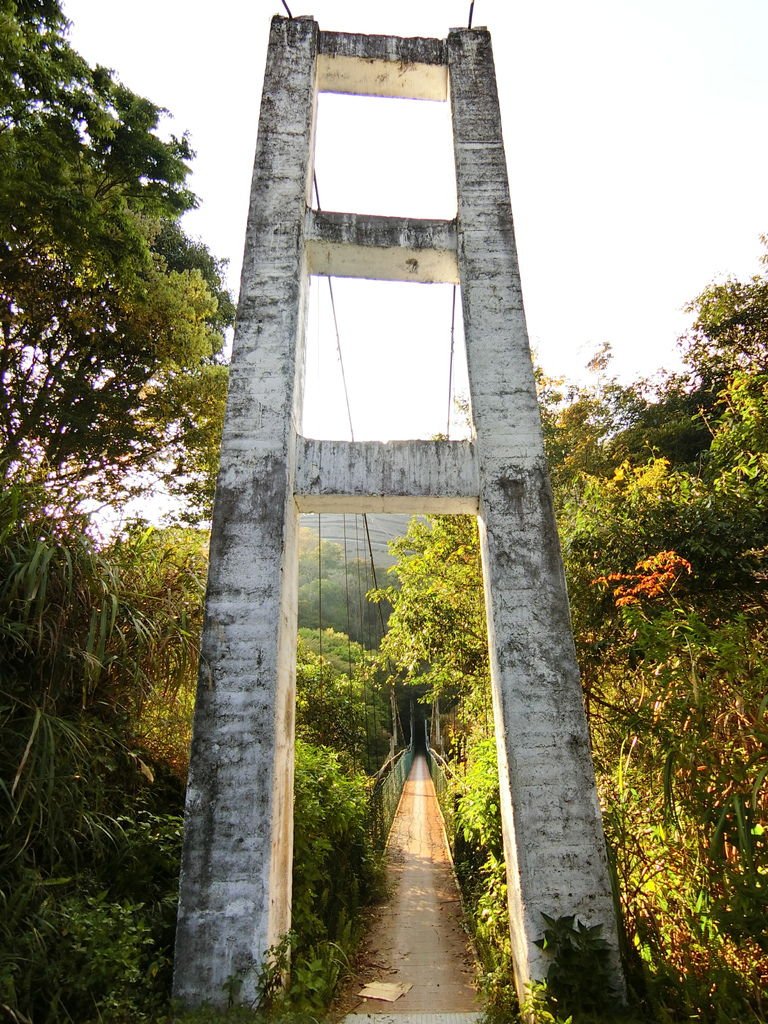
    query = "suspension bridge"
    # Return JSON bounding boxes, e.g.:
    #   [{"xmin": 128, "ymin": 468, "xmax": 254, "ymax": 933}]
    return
[{"xmin": 172, "ymin": 12, "xmax": 625, "ymax": 1015}]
